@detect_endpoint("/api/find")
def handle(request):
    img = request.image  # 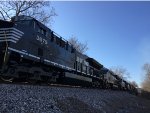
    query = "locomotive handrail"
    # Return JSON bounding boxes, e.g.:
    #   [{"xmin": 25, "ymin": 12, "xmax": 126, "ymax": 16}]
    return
[
  {"xmin": 3, "ymin": 30, "xmax": 9, "ymax": 65},
  {"xmin": 53, "ymin": 31, "xmax": 73, "ymax": 46}
]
